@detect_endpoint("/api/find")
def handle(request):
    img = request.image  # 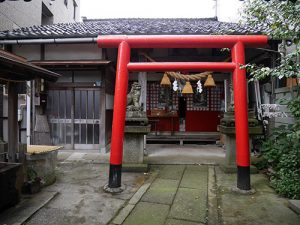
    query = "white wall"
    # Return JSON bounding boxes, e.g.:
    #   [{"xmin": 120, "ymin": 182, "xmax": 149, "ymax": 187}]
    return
[
  {"xmin": 45, "ymin": 44, "xmax": 102, "ymax": 60},
  {"xmin": 2, "ymin": 90, "xmax": 26, "ymax": 143},
  {"xmin": 12, "ymin": 43, "xmax": 102, "ymax": 61},
  {"xmin": 105, "ymin": 94, "xmax": 114, "ymax": 110},
  {"xmin": 12, "ymin": 45, "xmax": 41, "ymax": 61}
]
